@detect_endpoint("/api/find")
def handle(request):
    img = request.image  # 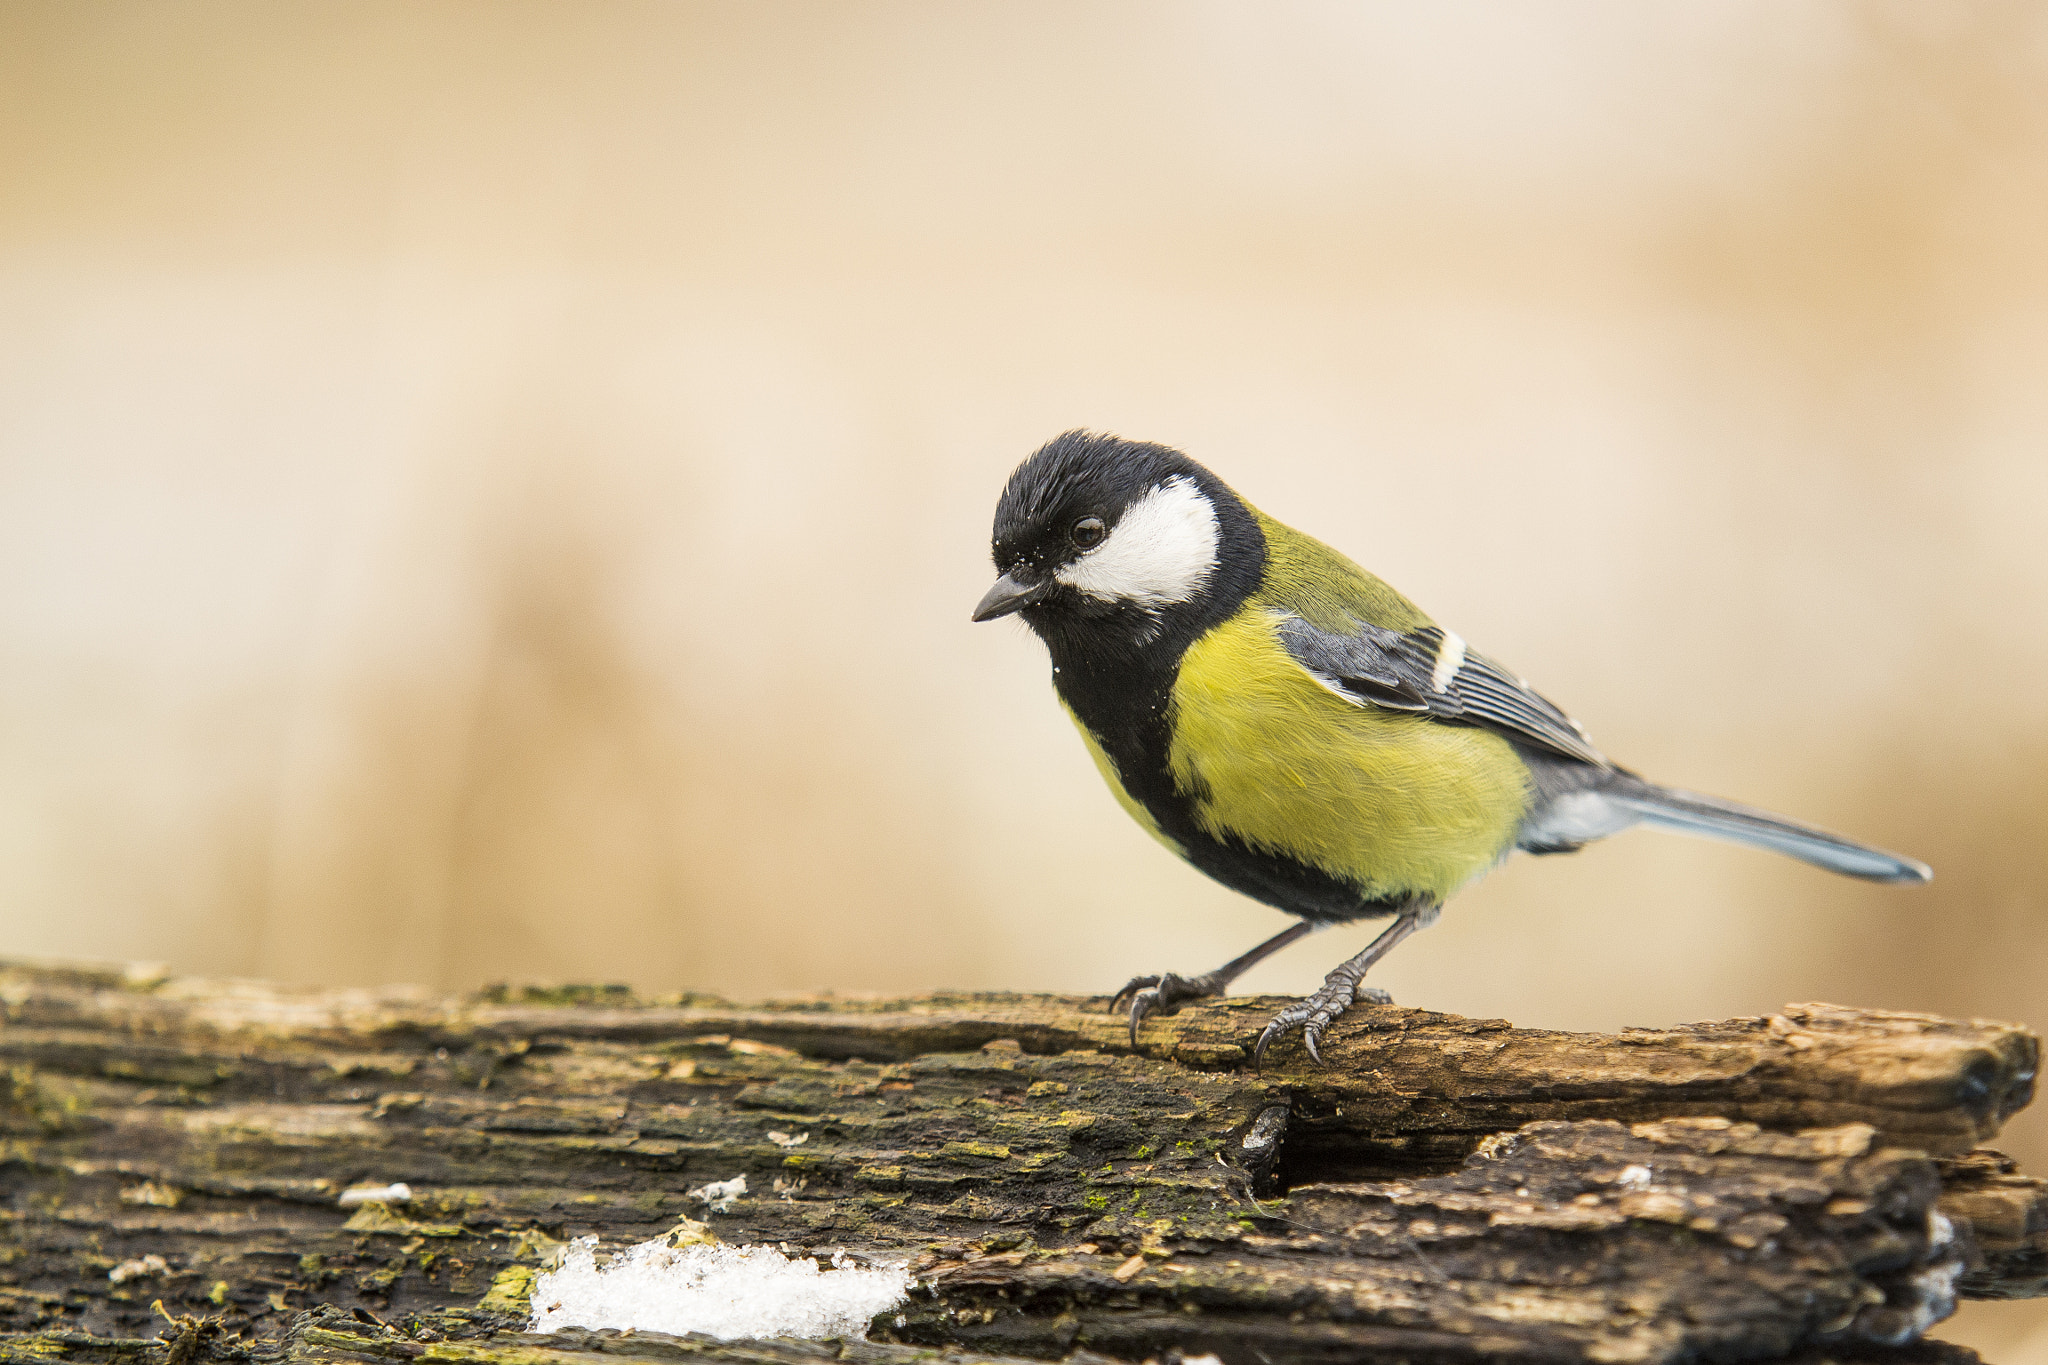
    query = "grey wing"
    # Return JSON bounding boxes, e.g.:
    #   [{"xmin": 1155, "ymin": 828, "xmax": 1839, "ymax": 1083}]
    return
[{"xmin": 1275, "ymin": 613, "xmax": 1609, "ymax": 768}]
